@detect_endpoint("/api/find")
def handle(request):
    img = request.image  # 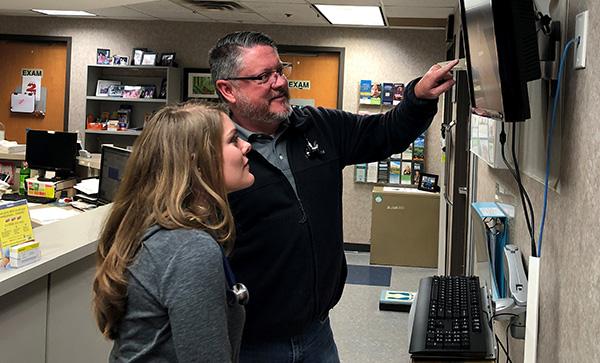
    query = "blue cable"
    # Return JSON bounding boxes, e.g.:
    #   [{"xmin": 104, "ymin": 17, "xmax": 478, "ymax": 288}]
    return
[{"xmin": 537, "ymin": 37, "xmax": 579, "ymax": 257}]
